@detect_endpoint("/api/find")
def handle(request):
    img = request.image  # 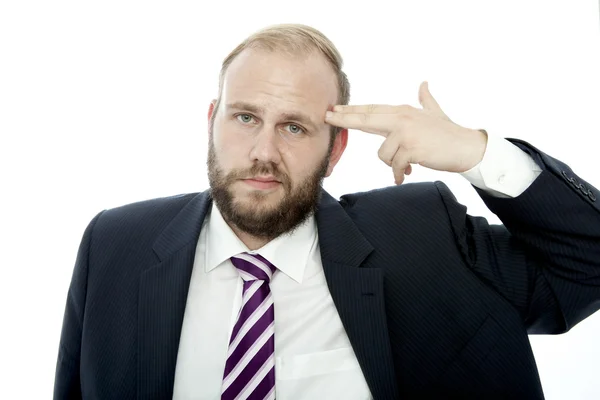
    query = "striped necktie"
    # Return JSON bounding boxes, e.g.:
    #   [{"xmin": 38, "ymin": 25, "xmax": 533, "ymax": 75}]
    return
[{"xmin": 221, "ymin": 252, "xmax": 277, "ymax": 400}]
